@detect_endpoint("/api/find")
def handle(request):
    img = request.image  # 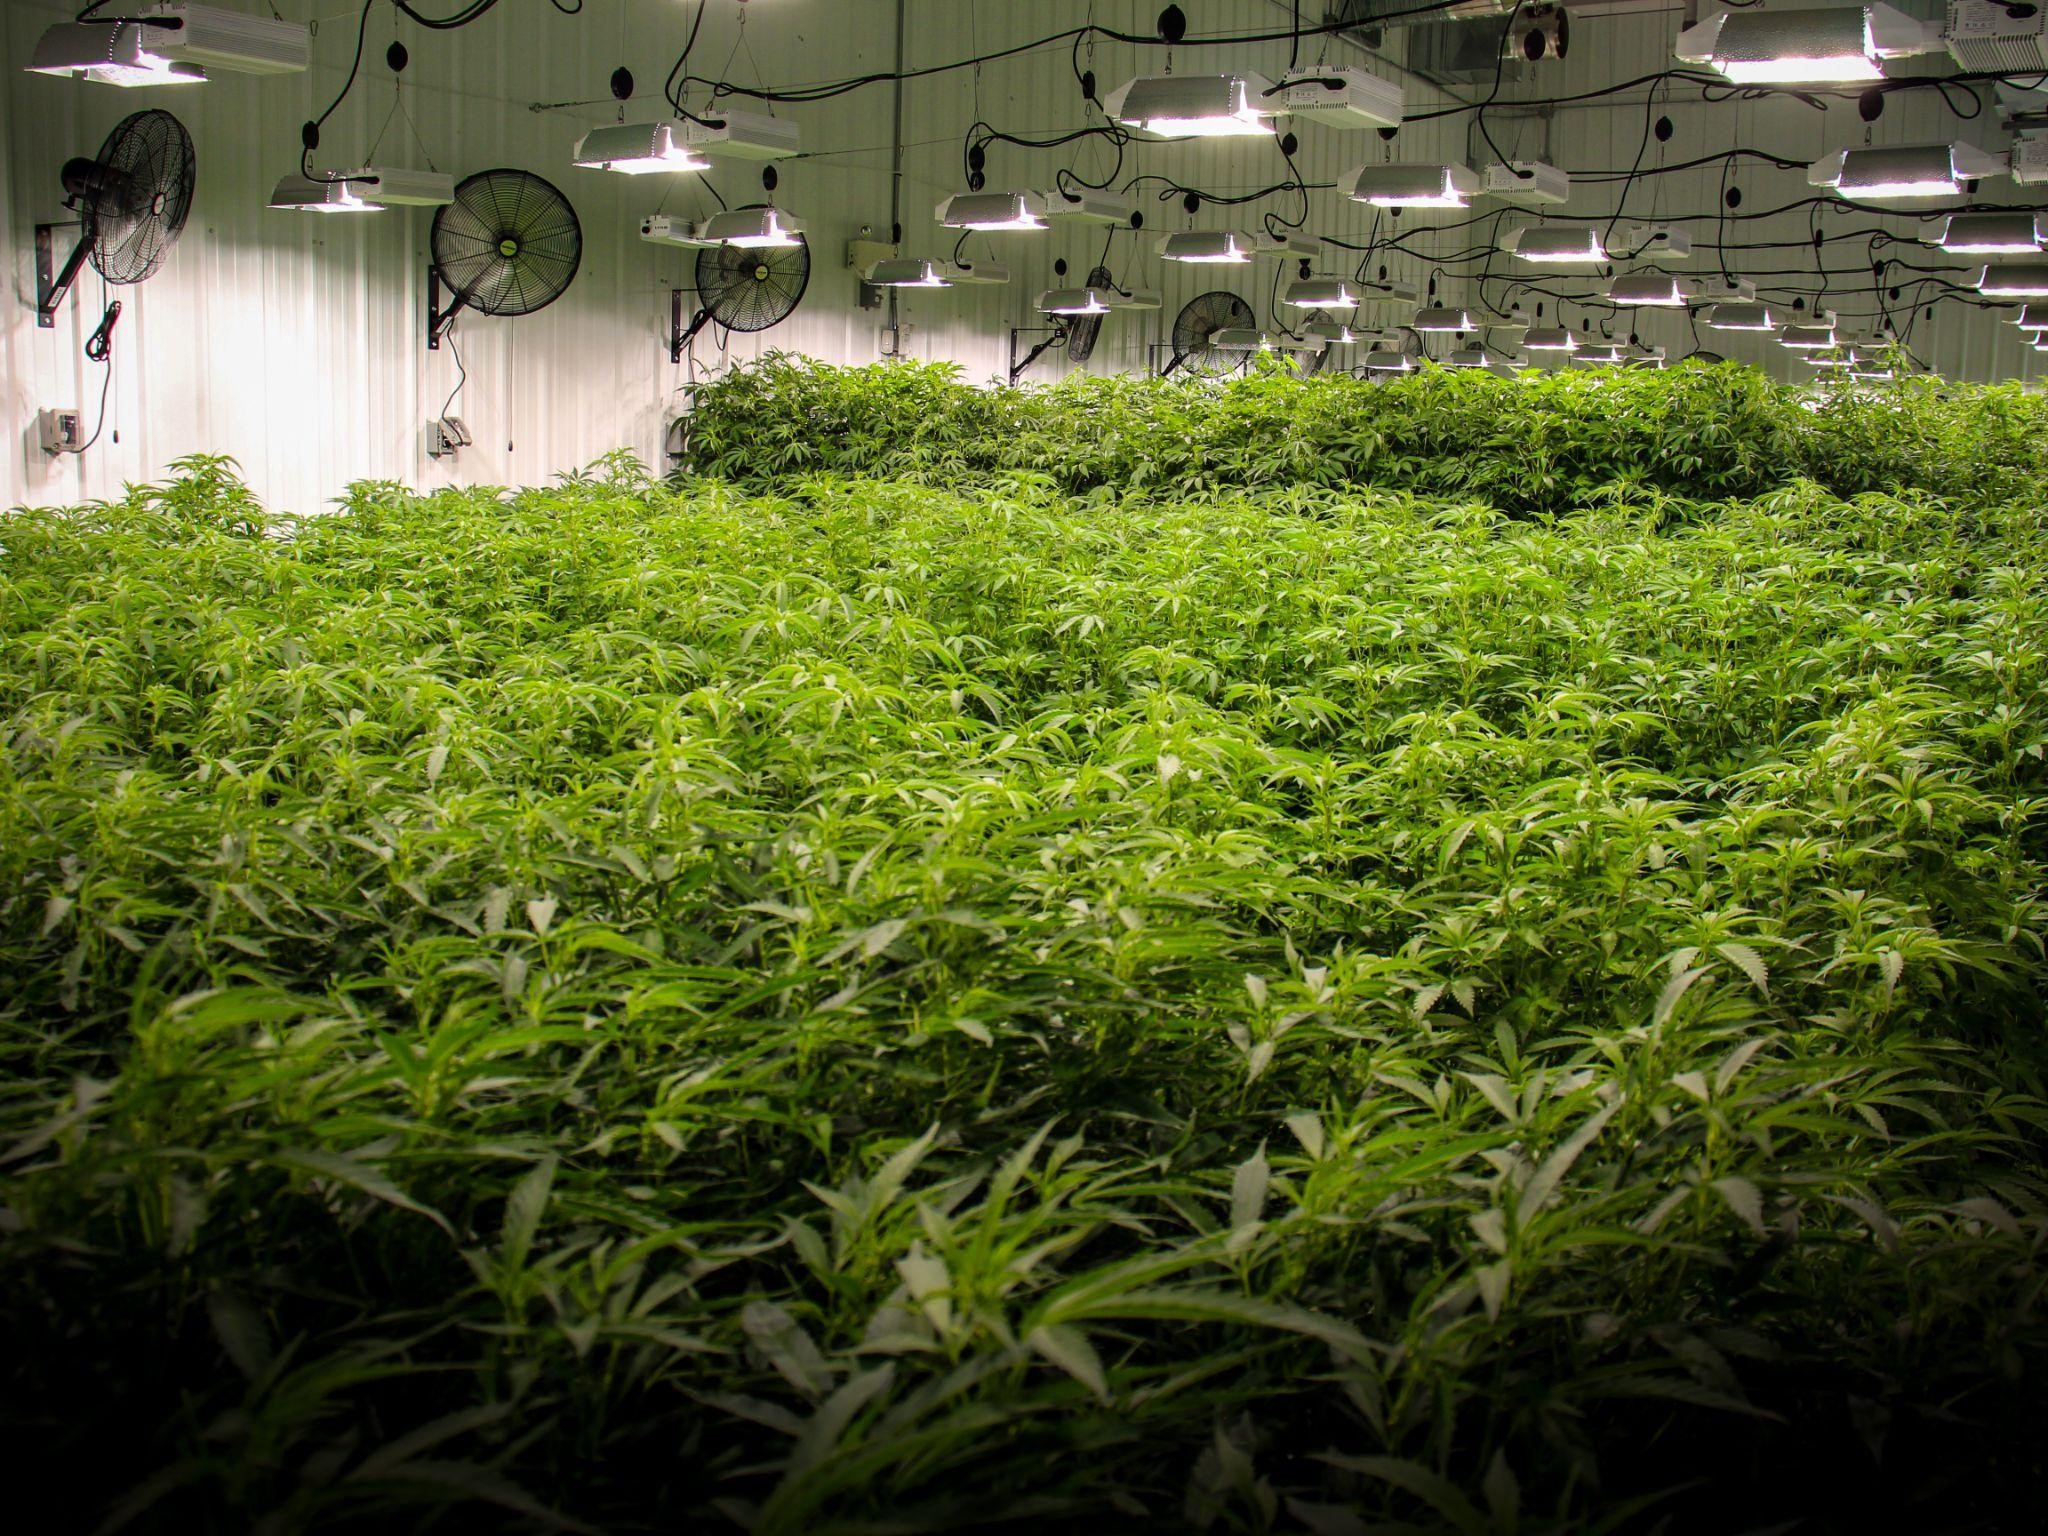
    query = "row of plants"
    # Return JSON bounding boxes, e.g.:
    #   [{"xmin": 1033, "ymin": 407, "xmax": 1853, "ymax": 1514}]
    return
[
  {"xmin": 3, "ymin": 447, "xmax": 2046, "ymax": 1532},
  {"xmin": 683, "ymin": 353, "xmax": 2048, "ymax": 512}
]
